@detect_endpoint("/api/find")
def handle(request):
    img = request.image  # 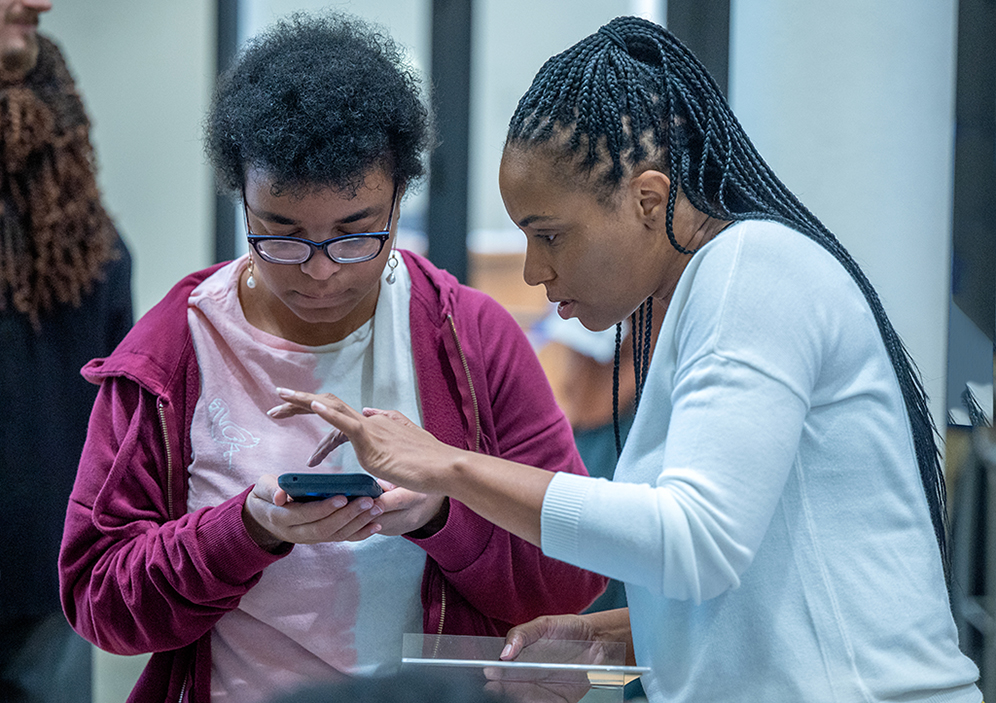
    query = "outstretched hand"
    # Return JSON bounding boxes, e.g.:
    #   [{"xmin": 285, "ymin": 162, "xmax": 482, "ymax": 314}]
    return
[
  {"xmin": 269, "ymin": 386, "xmax": 554, "ymax": 547},
  {"xmin": 499, "ymin": 614, "xmax": 600, "ymax": 662},
  {"xmin": 267, "ymin": 387, "xmax": 465, "ymax": 496},
  {"xmin": 485, "ymin": 614, "xmax": 608, "ymax": 703},
  {"xmin": 501, "ymin": 609, "xmax": 637, "ymax": 669}
]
